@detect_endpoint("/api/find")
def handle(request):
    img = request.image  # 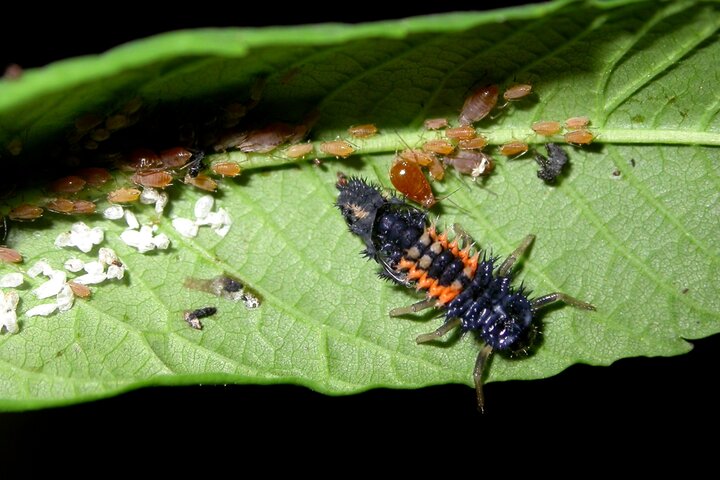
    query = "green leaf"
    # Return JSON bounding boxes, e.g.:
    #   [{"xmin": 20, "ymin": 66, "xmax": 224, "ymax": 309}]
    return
[{"xmin": 0, "ymin": 0, "xmax": 719, "ymax": 411}]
